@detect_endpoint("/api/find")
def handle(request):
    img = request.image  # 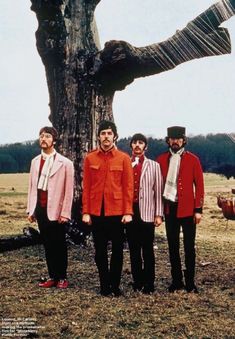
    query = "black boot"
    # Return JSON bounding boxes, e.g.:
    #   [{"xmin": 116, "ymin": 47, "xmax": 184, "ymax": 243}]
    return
[{"xmin": 184, "ymin": 270, "xmax": 198, "ymax": 293}]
